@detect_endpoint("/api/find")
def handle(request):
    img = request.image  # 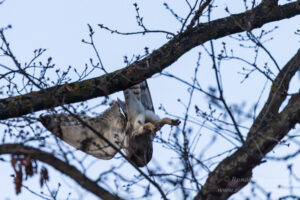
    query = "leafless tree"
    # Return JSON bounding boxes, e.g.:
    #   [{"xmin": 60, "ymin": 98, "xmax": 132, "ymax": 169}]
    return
[{"xmin": 0, "ymin": 0, "xmax": 300, "ymax": 199}]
